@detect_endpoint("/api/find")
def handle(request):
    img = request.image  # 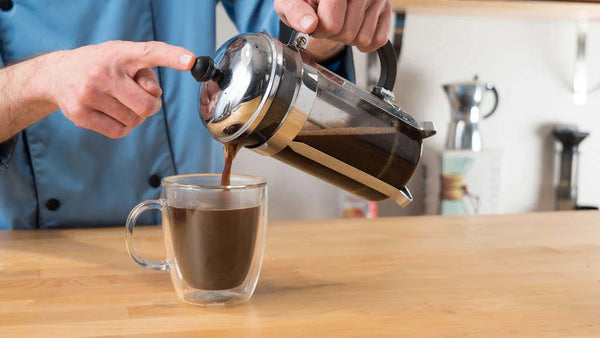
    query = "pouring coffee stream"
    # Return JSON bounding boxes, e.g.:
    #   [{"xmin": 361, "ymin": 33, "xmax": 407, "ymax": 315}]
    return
[
  {"xmin": 221, "ymin": 143, "xmax": 241, "ymax": 186},
  {"xmin": 192, "ymin": 32, "xmax": 436, "ymax": 206}
]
